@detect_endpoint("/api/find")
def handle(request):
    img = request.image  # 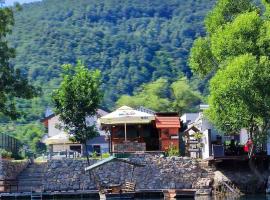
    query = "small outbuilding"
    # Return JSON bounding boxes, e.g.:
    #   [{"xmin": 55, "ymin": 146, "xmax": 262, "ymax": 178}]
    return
[{"xmin": 155, "ymin": 112, "xmax": 181, "ymax": 151}]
